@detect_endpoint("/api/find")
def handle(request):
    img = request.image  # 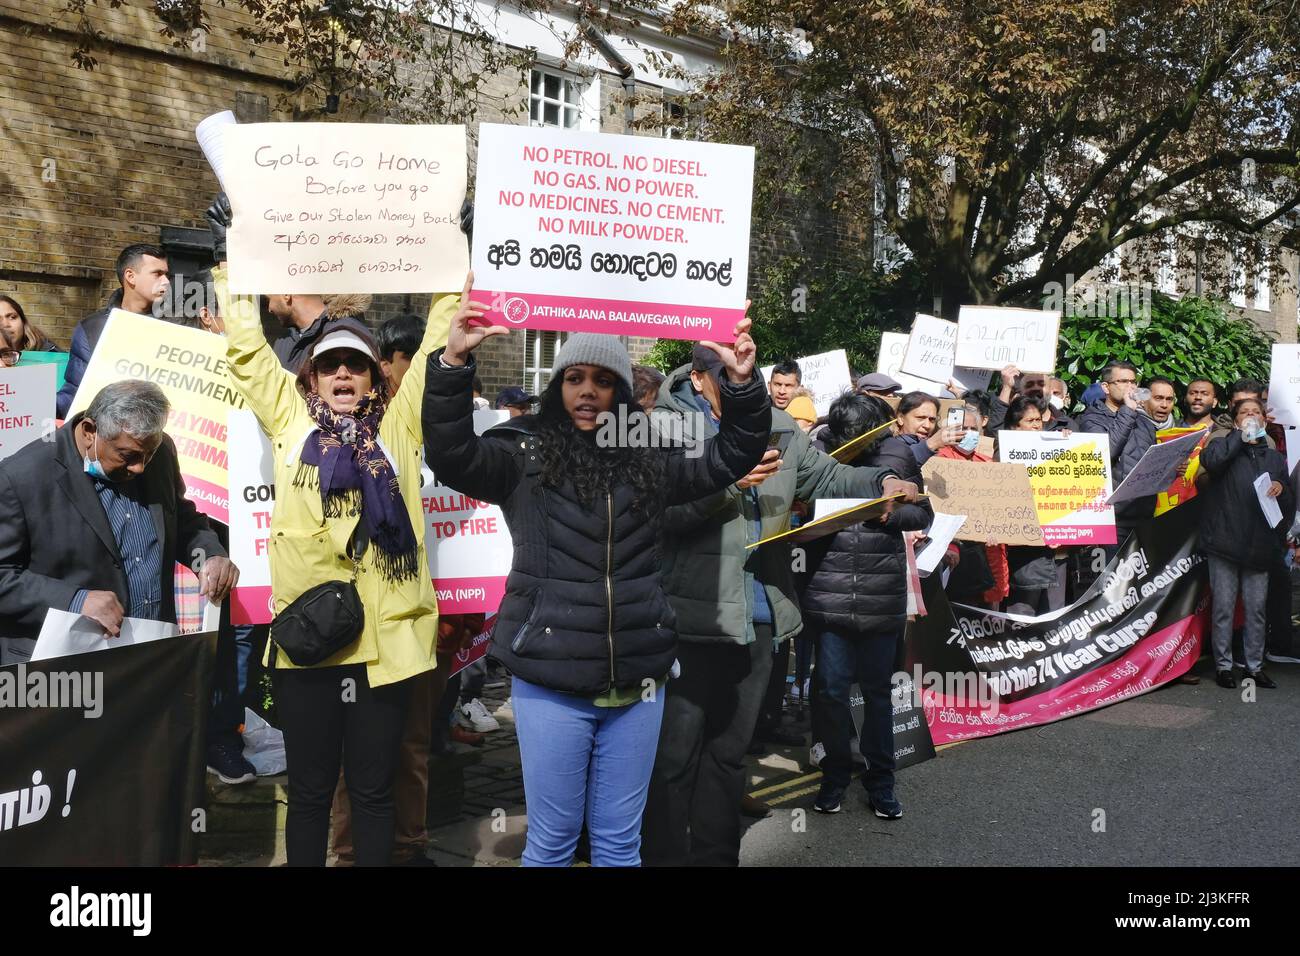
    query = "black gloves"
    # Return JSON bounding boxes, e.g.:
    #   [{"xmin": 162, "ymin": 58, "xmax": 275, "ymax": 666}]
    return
[{"xmin": 205, "ymin": 193, "xmax": 232, "ymax": 263}]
